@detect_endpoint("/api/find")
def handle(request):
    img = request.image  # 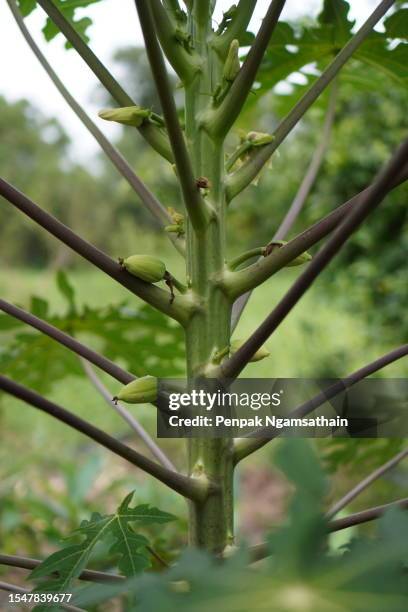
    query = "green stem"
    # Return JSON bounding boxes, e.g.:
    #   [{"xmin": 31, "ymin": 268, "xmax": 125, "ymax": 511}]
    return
[
  {"xmin": 150, "ymin": 0, "xmax": 201, "ymax": 83},
  {"xmin": 37, "ymin": 0, "xmax": 172, "ymax": 161},
  {"xmin": 135, "ymin": 0, "xmax": 210, "ymax": 232},
  {"xmin": 225, "ymin": 140, "xmax": 252, "ymax": 172},
  {"xmin": 212, "ymin": 0, "xmax": 257, "ymax": 59},
  {"xmin": 182, "ymin": 8, "xmax": 234, "ymax": 553},
  {"xmin": 228, "ymin": 247, "xmax": 265, "ymax": 270},
  {"xmin": 205, "ymin": 0, "xmax": 286, "ymax": 139}
]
